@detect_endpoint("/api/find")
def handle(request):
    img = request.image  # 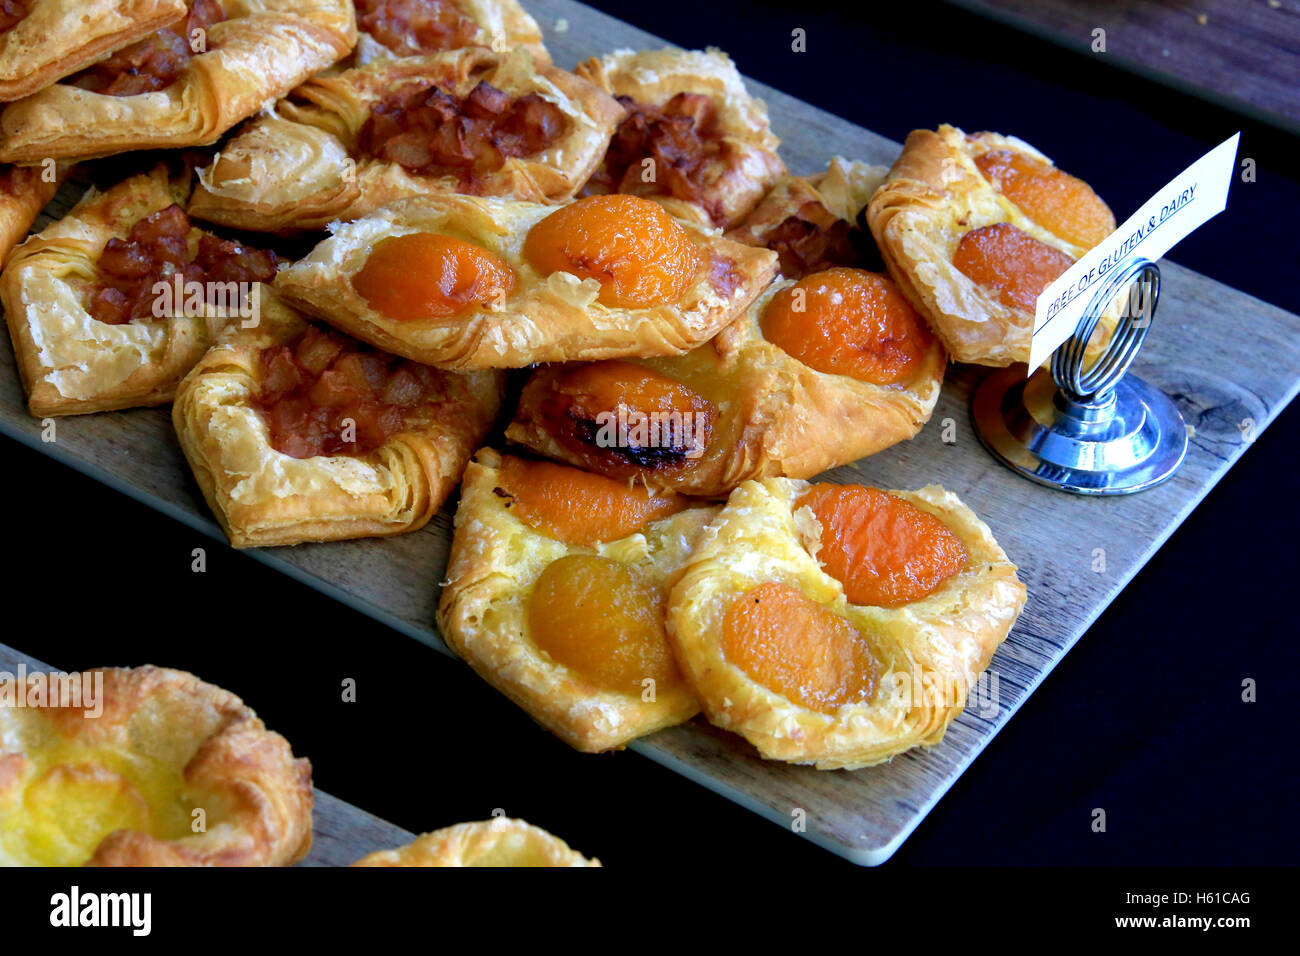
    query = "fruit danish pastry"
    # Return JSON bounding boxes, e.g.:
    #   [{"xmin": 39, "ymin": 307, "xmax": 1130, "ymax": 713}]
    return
[
  {"xmin": 0, "ymin": 0, "xmax": 358, "ymax": 164},
  {"xmin": 728, "ymin": 156, "xmax": 889, "ymax": 278},
  {"xmin": 436, "ymin": 449, "xmax": 715, "ymax": 752},
  {"xmin": 0, "ymin": 0, "xmax": 190, "ymax": 102},
  {"xmin": 0, "ymin": 164, "xmax": 281, "ymax": 417},
  {"xmin": 868, "ymin": 124, "xmax": 1117, "ymax": 366},
  {"xmin": 172, "ymin": 307, "xmax": 502, "ymax": 548},
  {"xmin": 351, "ymin": 817, "xmax": 600, "ymax": 867},
  {"xmin": 508, "ymin": 266, "xmax": 945, "ymax": 497},
  {"xmin": 667, "ymin": 479, "xmax": 1026, "ymax": 769},
  {"xmin": 351, "ymin": 0, "xmax": 548, "ymax": 66},
  {"xmin": 272, "ymin": 193, "xmax": 777, "ymax": 368},
  {"xmin": 0, "ymin": 665, "xmax": 313, "ymax": 866},
  {"xmin": 188, "ymin": 47, "xmax": 620, "ymax": 234},
  {"xmin": 0, "ymin": 162, "xmax": 62, "ymax": 261},
  {"xmin": 575, "ymin": 47, "xmax": 786, "ymax": 228}
]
